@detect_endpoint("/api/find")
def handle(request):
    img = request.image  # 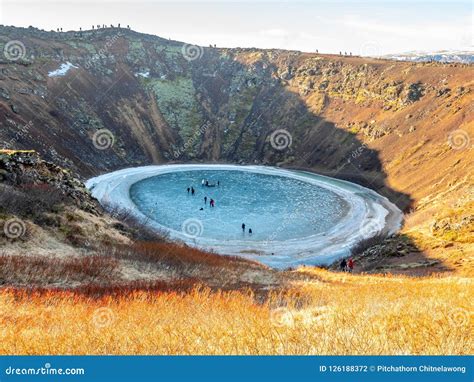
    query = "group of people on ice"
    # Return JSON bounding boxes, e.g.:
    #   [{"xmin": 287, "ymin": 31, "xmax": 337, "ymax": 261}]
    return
[
  {"xmin": 185, "ymin": 180, "xmax": 254, "ymax": 235},
  {"xmin": 187, "ymin": 185, "xmax": 216, "ymax": 207},
  {"xmin": 201, "ymin": 179, "xmax": 220, "ymax": 187},
  {"xmin": 241, "ymin": 223, "xmax": 253, "ymax": 235},
  {"xmin": 200, "ymin": 178, "xmax": 217, "ymax": 207},
  {"xmin": 203, "ymin": 196, "xmax": 215, "ymax": 208}
]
